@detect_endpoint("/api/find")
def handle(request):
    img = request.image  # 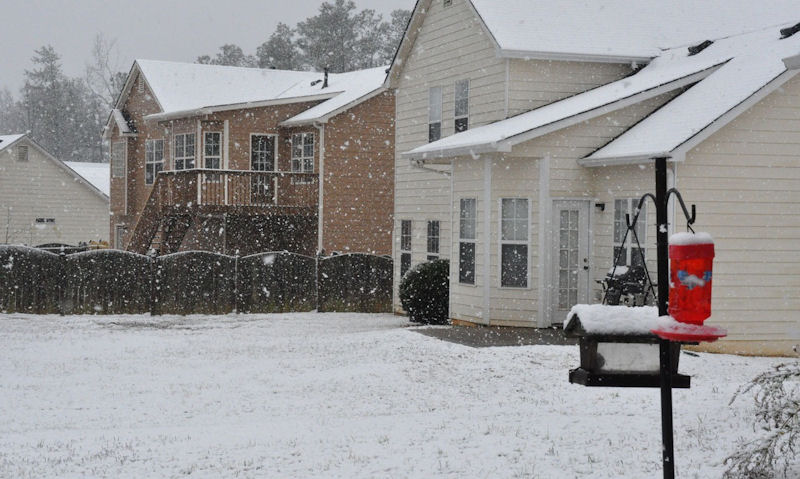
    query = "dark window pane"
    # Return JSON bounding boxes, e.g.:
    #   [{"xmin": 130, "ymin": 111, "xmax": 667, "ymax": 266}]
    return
[
  {"xmin": 429, "ymin": 122, "xmax": 441, "ymax": 143},
  {"xmin": 613, "ymin": 246, "xmax": 626, "ymax": 267},
  {"xmin": 459, "ymin": 242, "xmax": 475, "ymax": 284},
  {"xmin": 501, "ymin": 244, "xmax": 527, "ymax": 287},
  {"xmin": 401, "ymin": 220, "xmax": 412, "ymax": 251},
  {"xmin": 631, "ymin": 247, "xmax": 646, "ymax": 268},
  {"xmin": 400, "ymin": 252, "xmax": 411, "ymax": 278},
  {"xmin": 455, "ymin": 116, "xmax": 468, "ymax": 133}
]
